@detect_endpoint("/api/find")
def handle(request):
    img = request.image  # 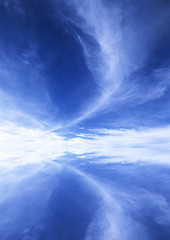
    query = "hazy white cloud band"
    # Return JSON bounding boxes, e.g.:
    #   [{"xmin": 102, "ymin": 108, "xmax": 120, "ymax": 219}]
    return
[{"xmin": 0, "ymin": 124, "xmax": 170, "ymax": 165}]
